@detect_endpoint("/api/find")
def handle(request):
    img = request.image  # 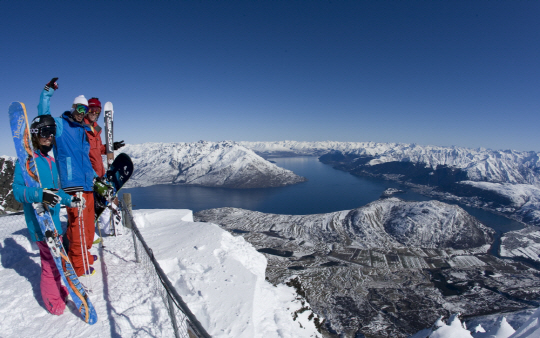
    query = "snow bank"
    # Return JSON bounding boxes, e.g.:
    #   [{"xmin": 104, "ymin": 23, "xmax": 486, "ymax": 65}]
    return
[
  {"xmin": 133, "ymin": 209, "xmax": 320, "ymax": 337},
  {"xmin": 0, "ymin": 209, "xmax": 320, "ymax": 337}
]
